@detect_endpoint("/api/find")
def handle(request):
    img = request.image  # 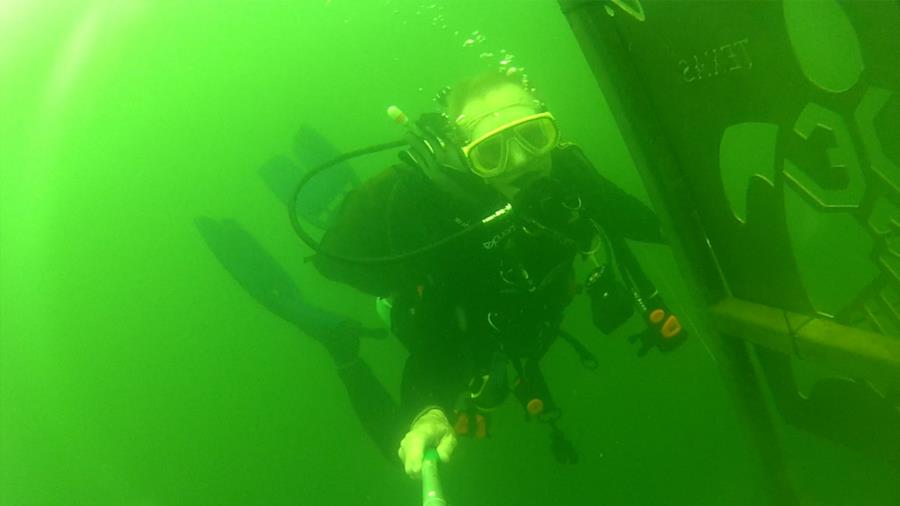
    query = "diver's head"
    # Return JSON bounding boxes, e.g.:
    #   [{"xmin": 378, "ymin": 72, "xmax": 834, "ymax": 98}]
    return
[{"xmin": 446, "ymin": 72, "xmax": 559, "ymax": 200}]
